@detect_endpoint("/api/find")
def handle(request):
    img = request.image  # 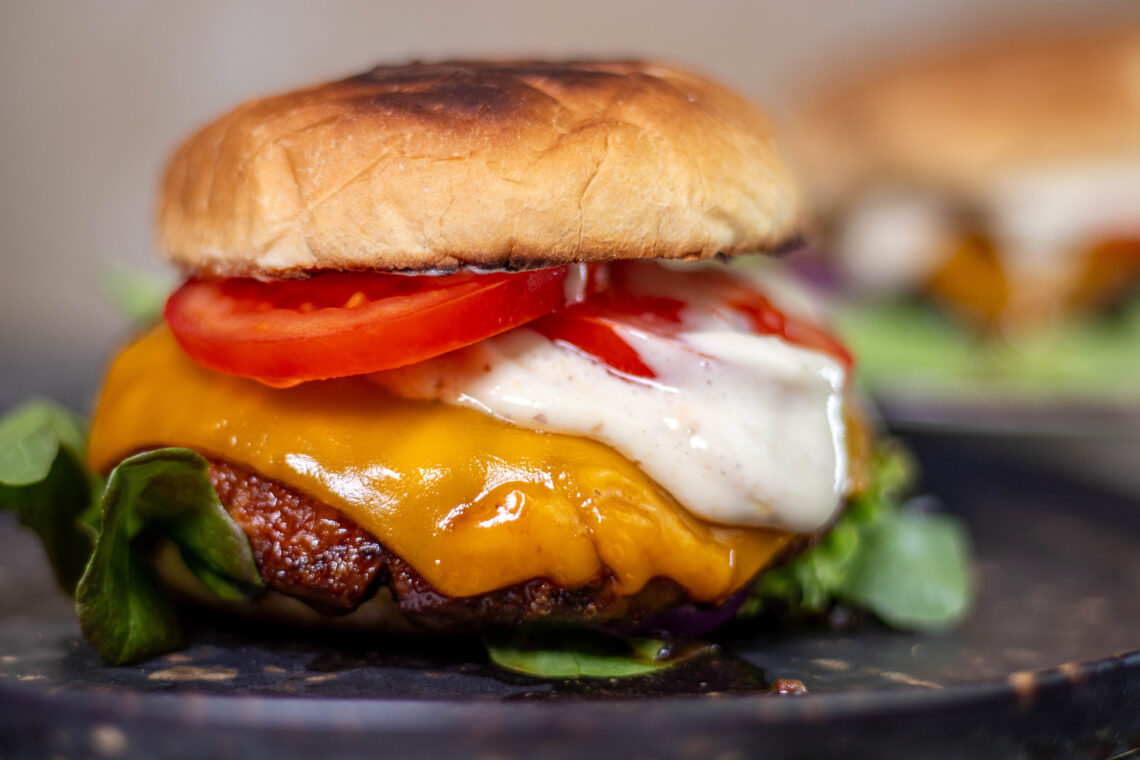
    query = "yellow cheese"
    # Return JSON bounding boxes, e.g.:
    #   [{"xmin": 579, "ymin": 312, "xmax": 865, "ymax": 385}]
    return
[{"xmin": 87, "ymin": 326, "xmax": 795, "ymax": 602}]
